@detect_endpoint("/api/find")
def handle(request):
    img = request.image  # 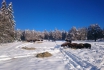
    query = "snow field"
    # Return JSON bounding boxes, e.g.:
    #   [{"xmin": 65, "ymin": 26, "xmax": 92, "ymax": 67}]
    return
[{"xmin": 0, "ymin": 41, "xmax": 104, "ymax": 70}]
